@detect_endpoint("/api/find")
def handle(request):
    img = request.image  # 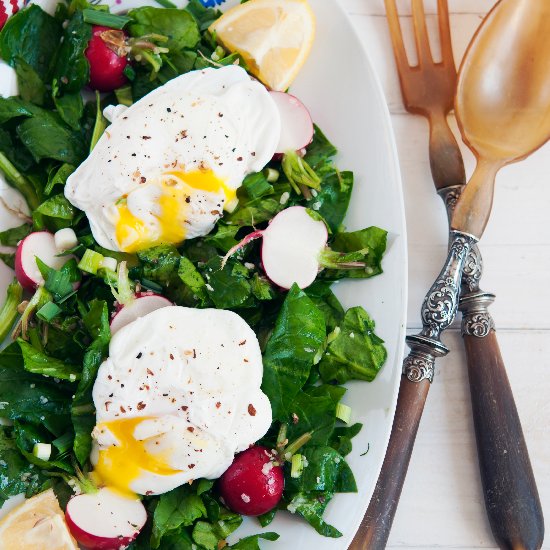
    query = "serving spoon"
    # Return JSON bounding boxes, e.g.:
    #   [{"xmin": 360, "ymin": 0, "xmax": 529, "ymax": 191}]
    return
[
  {"xmin": 451, "ymin": 0, "xmax": 550, "ymax": 238},
  {"xmin": 448, "ymin": 1, "xmax": 550, "ymax": 547}
]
